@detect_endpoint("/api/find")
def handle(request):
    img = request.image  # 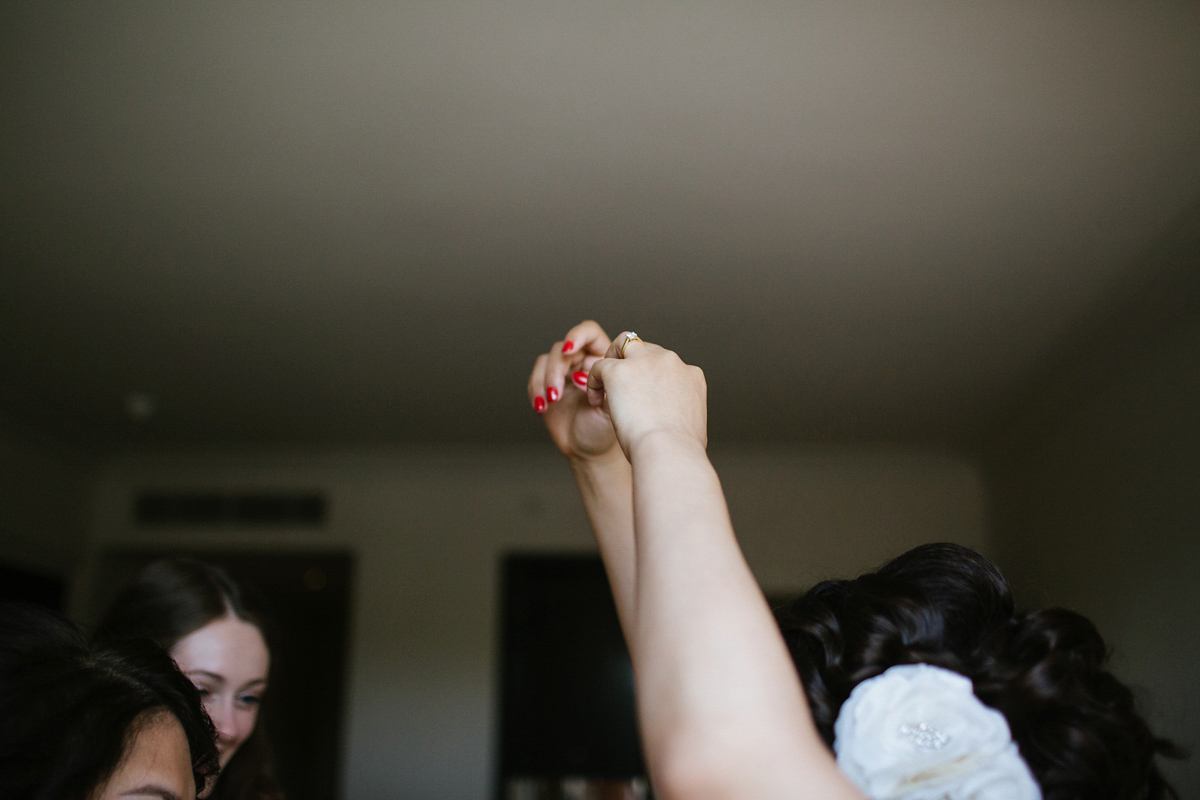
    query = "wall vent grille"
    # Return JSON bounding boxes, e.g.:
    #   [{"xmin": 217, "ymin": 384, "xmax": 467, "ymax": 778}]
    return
[{"xmin": 134, "ymin": 491, "xmax": 326, "ymax": 527}]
